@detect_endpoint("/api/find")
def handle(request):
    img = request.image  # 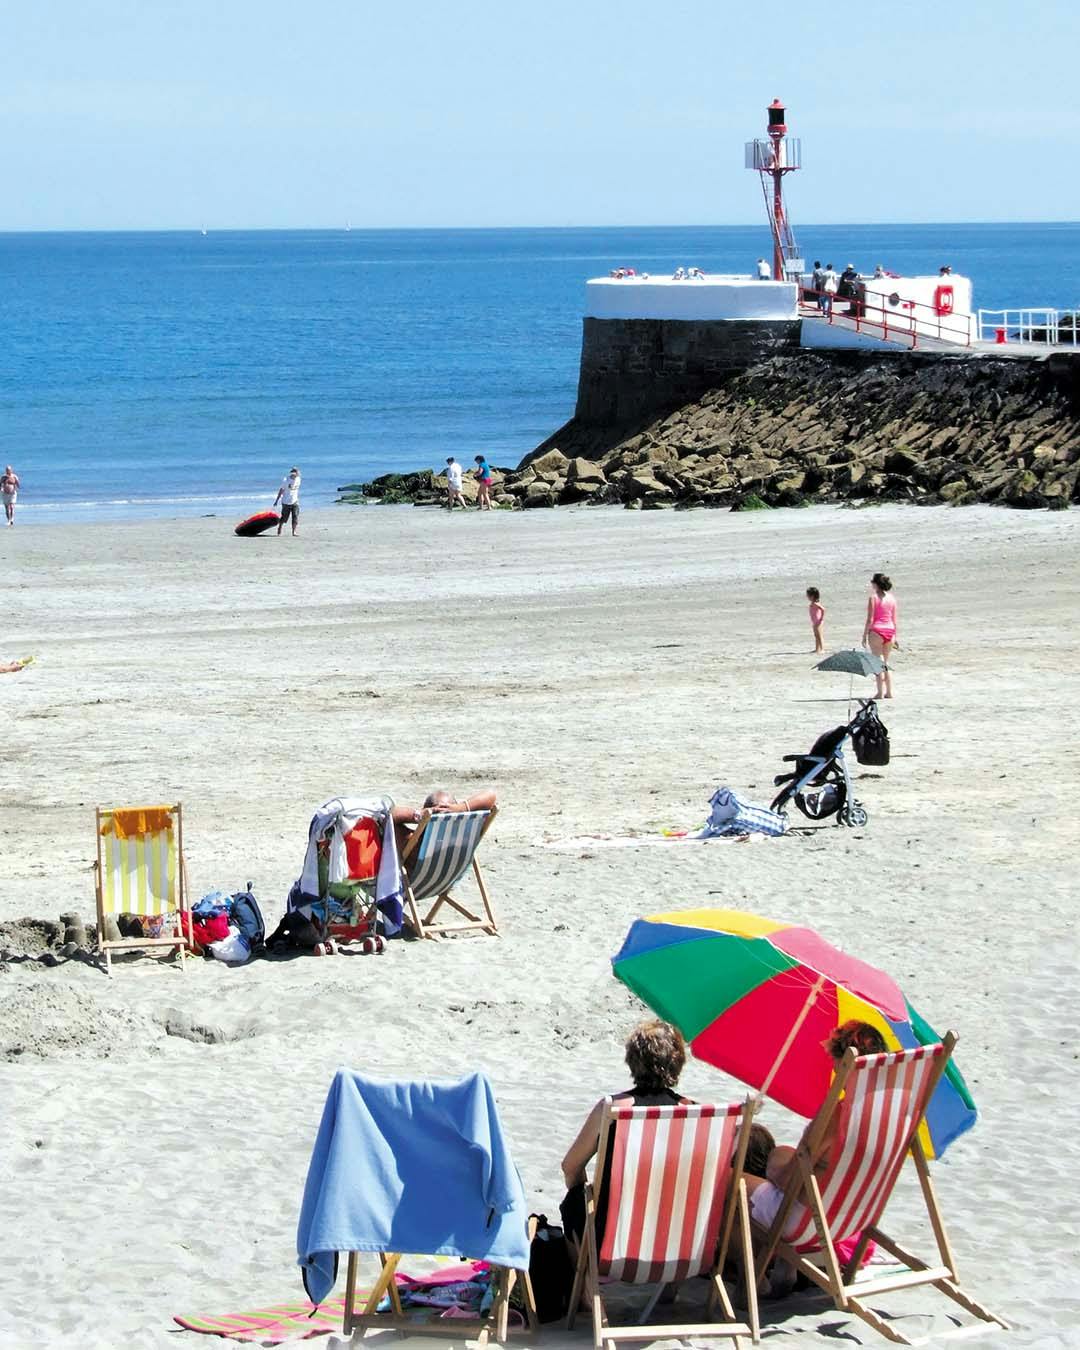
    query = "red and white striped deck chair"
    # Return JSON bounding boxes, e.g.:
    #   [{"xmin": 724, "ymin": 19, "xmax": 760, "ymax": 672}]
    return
[
  {"xmin": 754, "ymin": 1034, "xmax": 1006, "ymax": 1345},
  {"xmin": 568, "ymin": 1098, "xmax": 759, "ymax": 1350}
]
